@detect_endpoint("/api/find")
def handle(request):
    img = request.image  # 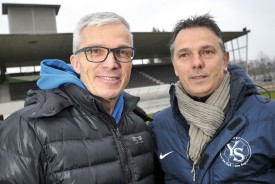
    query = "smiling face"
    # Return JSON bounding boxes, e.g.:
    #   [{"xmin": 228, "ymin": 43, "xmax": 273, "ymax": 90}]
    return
[
  {"xmin": 70, "ymin": 23, "xmax": 132, "ymax": 112},
  {"xmin": 172, "ymin": 27, "xmax": 229, "ymax": 97}
]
